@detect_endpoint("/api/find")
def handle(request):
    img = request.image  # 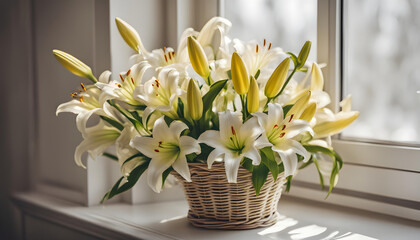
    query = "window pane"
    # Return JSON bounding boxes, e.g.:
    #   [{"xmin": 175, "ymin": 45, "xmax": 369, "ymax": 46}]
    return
[
  {"xmin": 224, "ymin": 0, "xmax": 317, "ymax": 62},
  {"xmin": 342, "ymin": 0, "xmax": 420, "ymax": 145}
]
